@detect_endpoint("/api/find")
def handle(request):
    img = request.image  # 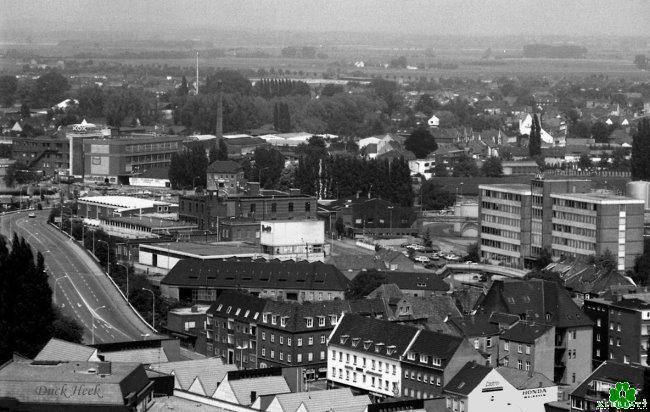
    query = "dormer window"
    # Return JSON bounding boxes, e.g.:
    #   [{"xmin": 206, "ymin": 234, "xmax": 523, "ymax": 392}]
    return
[
  {"xmin": 272, "ymin": 315, "xmax": 278, "ymax": 325},
  {"xmin": 306, "ymin": 317, "xmax": 313, "ymax": 328},
  {"xmin": 263, "ymin": 313, "xmax": 268, "ymax": 323},
  {"xmin": 318, "ymin": 316, "xmax": 326, "ymax": 326},
  {"xmin": 340, "ymin": 334, "xmax": 349, "ymax": 344},
  {"xmin": 432, "ymin": 358, "xmax": 442, "ymax": 366},
  {"xmin": 375, "ymin": 343, "xmax": 384, "ymax": 353},
  {"xmin": 330, "ymin": 315, "xmax": 338, "ymax": 325},
  {"xmin": 226, "ymin": 306, "xmax": 232, "ymax": 314},
  {"xmin": 235, "ymin": 308, "xmax": 241, "ymax": 316},
  {"xmin": 244, "ymin": 310, "xmax": 250, "ymax": 318},
  {"xmin": 281, "ymin": 317, "xmax": 287, "ymax": 327},
  {"xmin": 387, "ymin": 345, "xmax": 396, "ymax": 356},
  {"xmin": 216, "ymin": 304, "xmax": 223, "ymax": 311},
  {"xmin": 352, "ymin": 338, "xmax": 361, "ymax": 347},
  {"xmin": 407, "ymin": 352, "xmax": 416, "ymax": 361},
  {"xmin": 420, "ymin": 354, "xmax": 428, "ymax": 364},
  {"xmin": 253, "ymin": 312, "xmax": 259, "ymax": 320},
  {"xmin": 363, "ymin": 340, "xmax": 372, "ymax": 350}
]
